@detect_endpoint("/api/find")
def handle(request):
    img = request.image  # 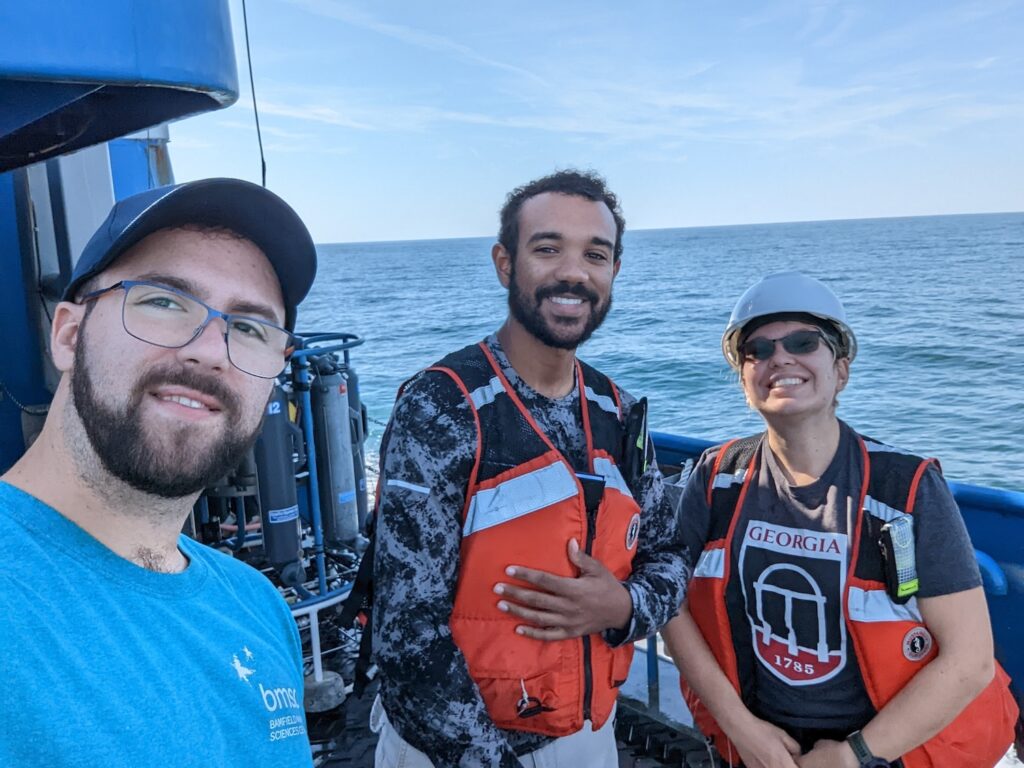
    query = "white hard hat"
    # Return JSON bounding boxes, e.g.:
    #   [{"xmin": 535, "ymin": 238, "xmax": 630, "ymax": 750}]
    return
[{"xmin": 722, "ymin": 271, "xmax": 857, "ymax": 369}]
